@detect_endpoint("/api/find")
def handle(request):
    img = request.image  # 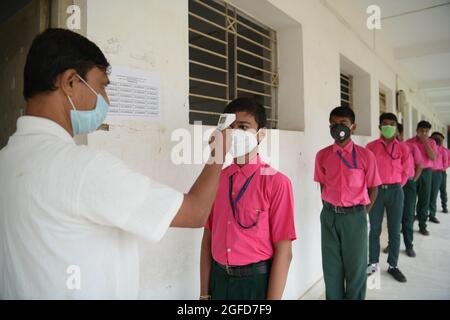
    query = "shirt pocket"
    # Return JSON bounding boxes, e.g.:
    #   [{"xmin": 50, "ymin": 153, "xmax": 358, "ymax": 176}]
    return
[
  {"xmin": 392, "ymin": 158, "xmax": 403, "ymax": 172},
  {"xmin": 238, "ymin": 206, "xmax": 269, "ymax": 238},
  {"xmin": 345, "ymin": 168, "xmax": 365, "ymax": 189}
]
